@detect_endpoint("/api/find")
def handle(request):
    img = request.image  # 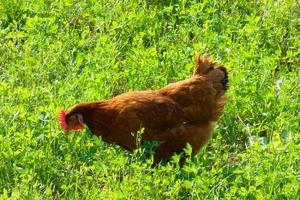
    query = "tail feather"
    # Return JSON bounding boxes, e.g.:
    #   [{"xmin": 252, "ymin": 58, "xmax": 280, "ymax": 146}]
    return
[
  {"xmin": 194, "ymin": 55, "xmax": 229, "ymax": 93},
  {"xmin": 194, "ymin": 55, "xmax": 215, "ymax": 75},
  {"xmin": 217, "ymin": 66, "xmax": 229, "ymax": 92}
]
